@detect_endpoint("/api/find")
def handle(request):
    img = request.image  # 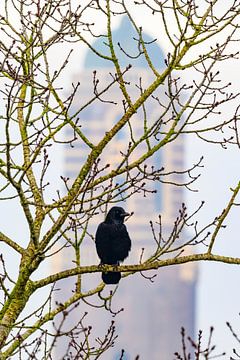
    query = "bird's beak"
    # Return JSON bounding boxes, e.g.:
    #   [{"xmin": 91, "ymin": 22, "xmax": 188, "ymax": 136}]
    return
[{"xmin": 121, "ymin": 212, "xmax": 130, "ymax": 218}]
